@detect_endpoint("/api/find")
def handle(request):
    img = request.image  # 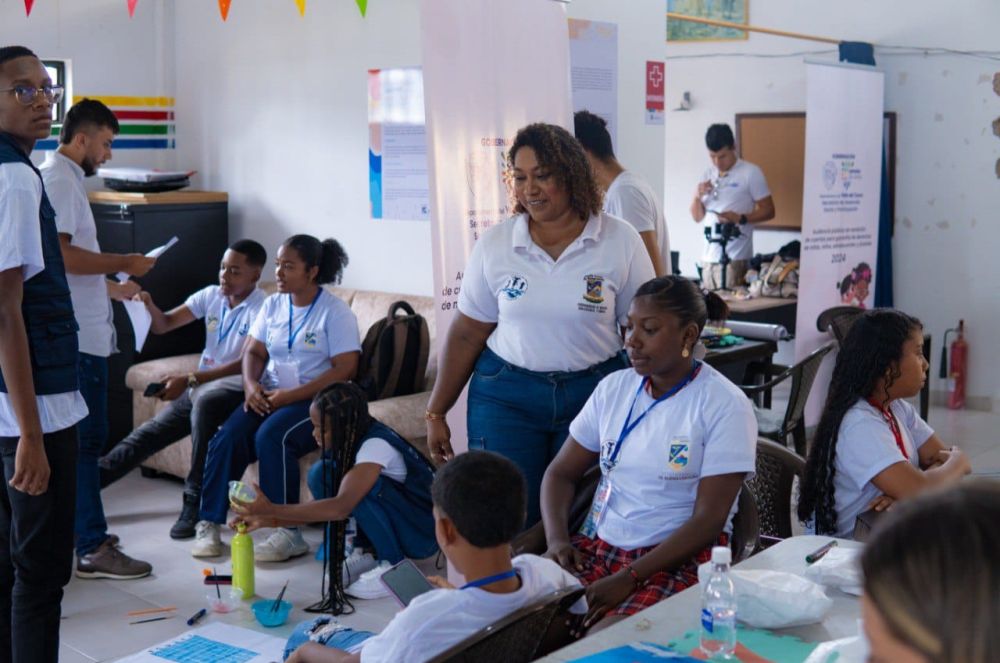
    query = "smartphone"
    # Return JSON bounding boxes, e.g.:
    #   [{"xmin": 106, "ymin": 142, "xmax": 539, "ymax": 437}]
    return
[
  {"xmin": 143, "ymin": 382, "xmax": 166, "ymax": 398},
  {"xmin": 204, "ymin": 574, "xmax": 233, "ymax": 585},
  {"xmin": 378, "ymin": 559, "xmax": 435, "ymax": 608}
]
